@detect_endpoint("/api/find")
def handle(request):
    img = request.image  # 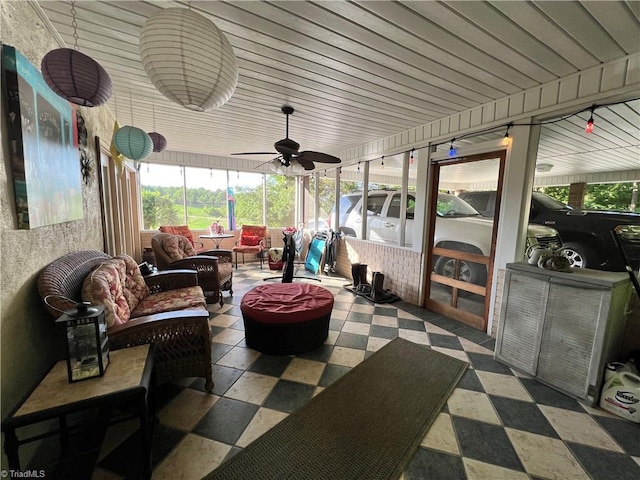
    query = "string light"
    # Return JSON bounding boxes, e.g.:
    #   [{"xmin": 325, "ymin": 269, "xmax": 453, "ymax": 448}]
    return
[
  {"xmin": 503, "ymin": 123, "xmax": 512, "ymax": 145},
  {"xmin": 585, "ymin": 105, "xmax": 595, "ymax": 134},
  {"xmin": 410, "ymin": 148, "xmax": 414, "ymax": 164},
  {"xmin": 381, "ymin": 156, "xmax": 384, "ymax": 169},
  {"xmin": 448, "ymin": 140, "xmax": 456, "ymax": 157},
  {"xmin": 210, "ymin": 168, "xmax": 213, "ymax": 177},
  {"xmin": 357, "ymin": 162, "xmax": 361, "ymax": 173}
]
